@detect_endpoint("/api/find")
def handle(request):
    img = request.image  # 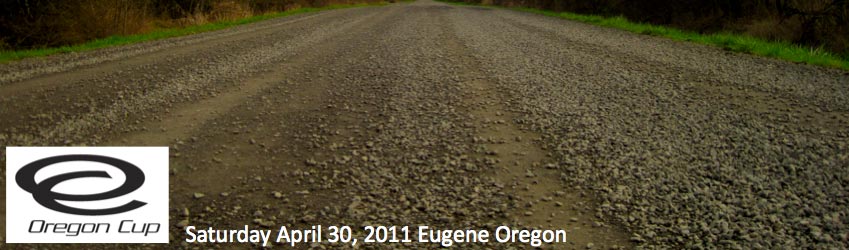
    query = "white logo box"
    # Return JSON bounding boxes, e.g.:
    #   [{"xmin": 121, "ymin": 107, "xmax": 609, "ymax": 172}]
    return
[{"xmin": 6, "ymin": 147, "xmax": 169, "ymax": 243}]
